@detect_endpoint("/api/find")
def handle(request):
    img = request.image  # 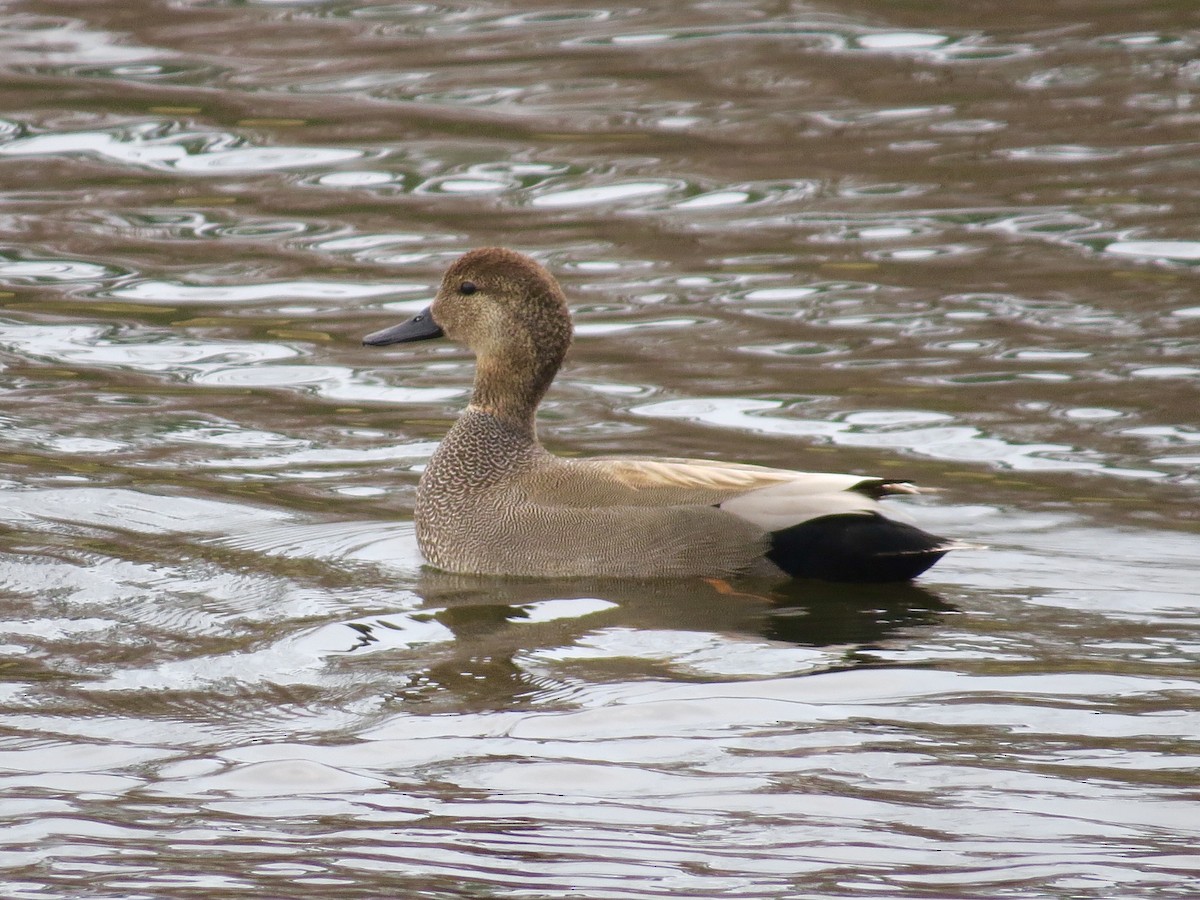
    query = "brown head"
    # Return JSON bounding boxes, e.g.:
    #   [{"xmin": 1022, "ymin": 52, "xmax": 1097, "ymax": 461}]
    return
[{"xmin": 363, "ymin": 247, "xmax": 573, "ymax": 430}]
